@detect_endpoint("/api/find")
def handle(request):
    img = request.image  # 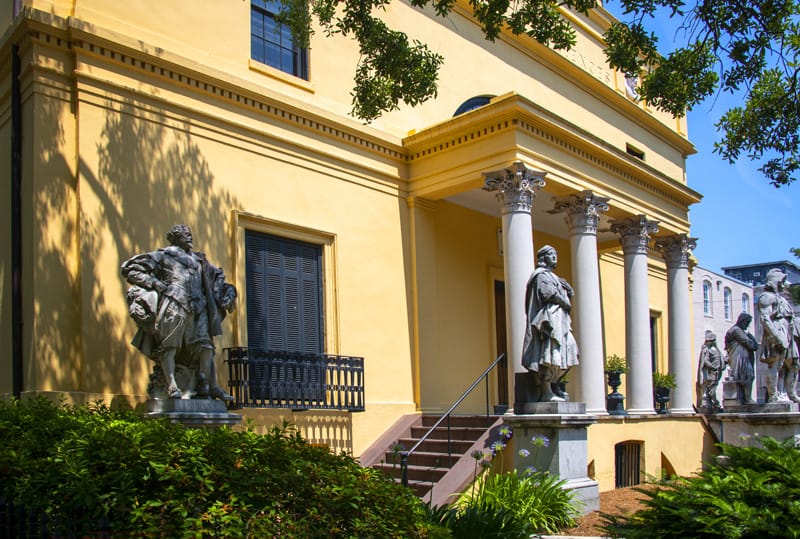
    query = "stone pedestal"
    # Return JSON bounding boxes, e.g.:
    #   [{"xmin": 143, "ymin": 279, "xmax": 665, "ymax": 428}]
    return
[
  {"xmin": 504, "ymin": 407, "xmax": 599, "ymax": 514},
  {"xmin": 706, "ymin": 403, "xmax": 800, "ymax": 444},
  {"xmin": 147, "ymin": 398, "xmax": 242, "ymax": 428},
  {"xmin": 722, "ymin": 379, "xmax": 739, "ymax": 409}
]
